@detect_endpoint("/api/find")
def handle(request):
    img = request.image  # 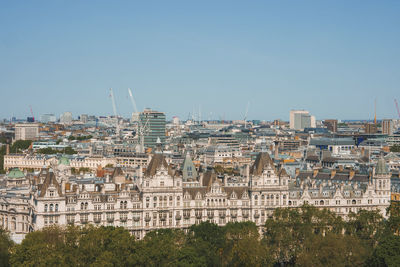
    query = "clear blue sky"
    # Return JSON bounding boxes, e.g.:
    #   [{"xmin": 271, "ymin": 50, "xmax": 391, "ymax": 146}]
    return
[{"xmin": 1, "ymin": 0, "xmax": 399, "ymax": 121}]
